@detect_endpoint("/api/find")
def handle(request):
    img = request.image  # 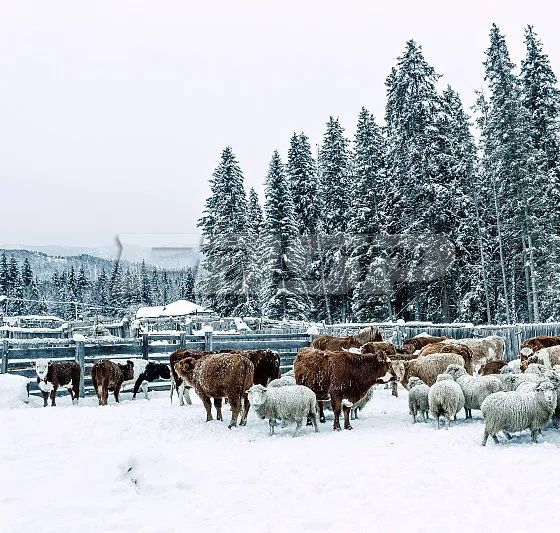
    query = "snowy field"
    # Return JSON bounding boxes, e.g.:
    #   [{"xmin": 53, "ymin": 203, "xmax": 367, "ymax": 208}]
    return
[{"xmin": 1, "ymin": 387, "xmax": 560, "ymax": 533}]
